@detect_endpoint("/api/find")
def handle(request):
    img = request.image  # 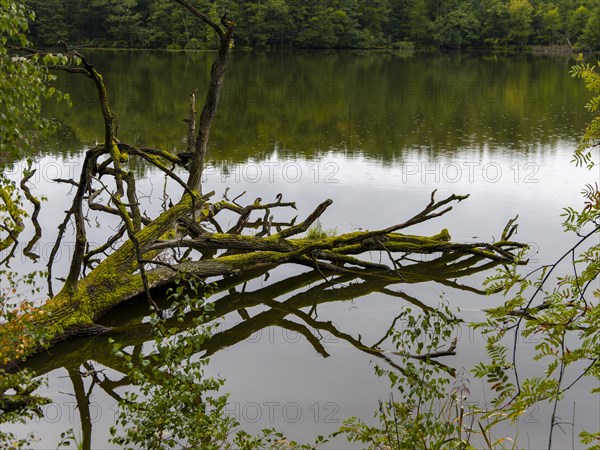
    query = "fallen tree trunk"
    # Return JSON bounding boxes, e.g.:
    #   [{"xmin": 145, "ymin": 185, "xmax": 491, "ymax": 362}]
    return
[
  {"xmin": 25, "ymin": 238, "xmax": 517, "ymax": 378},
  {"xmin": 7, "ymin": 190, "xmax": 523, "ymax": 365}
]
